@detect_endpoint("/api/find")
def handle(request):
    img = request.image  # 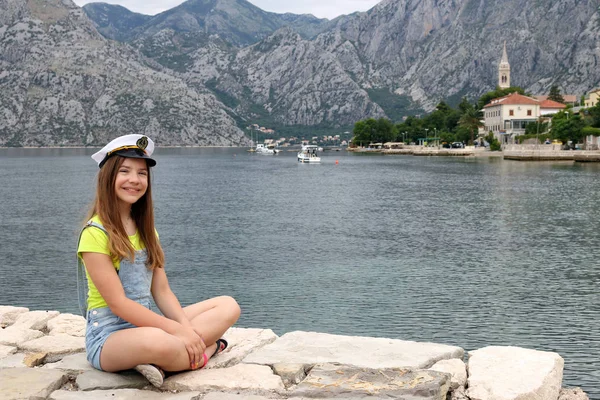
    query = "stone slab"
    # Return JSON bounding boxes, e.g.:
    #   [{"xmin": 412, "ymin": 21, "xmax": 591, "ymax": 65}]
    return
[
  {"xmin": 207, "ymin": 327, "xmax": 278, "ymax": 369},
  {"xmin": 0, "ymin": 325, "xmax": 45, "ymax": 346},
  {"xmin": 428, "ymin": 358, "xmax": 466, "ymax": 389},
  {"xmin": 163, "ymin": 363, "xmax": 285, "ymax": 393},
  {"xmin": 272, "ymin": 363, "xmax": 307, "ymax": 387},
  {"xmin": 13, "ymin": 310, "xmax": 60, "ymax": 330},
  {"xmin": 558, "ymin": 388, "xmax": 590, "ymax": 400},
  {"xmin": 203, "ymin": 394, "xmax": 280, "ymax": 400},
  {"xmin": 0, "ymin": 305, "xmax": 29, "ymax": 327},
  {"xmin": 467, "ymin": 346, "xmax": 564, "ymax": 400},
  {"xmin": 47, "ymin": 313, "xmax": 86, "ymax": 337},
  {"xmin": 50, "ymin": 389, "xmax": 202, "ymax": 399},
  {"xmin": 76, "ymin": 369, "xmax": 150, "ymax": 391},
  {"xmin": 44, "ymin": 352, "xmax": 95, "ymax": 375},
  {"xmin": 244, "ymin": 331, "xmax": 464, "ymax": 369},
  {"xmin": 23, "ymin": 352, "xmax": 47, "ymax": 367},
  {"xmin": 0, "ymin": 344, "xmax": 17, "ymax": 359},
  {"xmin": 290, "ymin": 363, "xmax": 451, "ymax": 399},
  {"xmin": 0, "ymin": 352, "xmax": 28, "ymax": 368},
  {"xmin": 20, "ymin": 333, "xmax": 85, "ymax": 362},
  {"xmin": 0, "ymin": 367, "xmax": 67, "ymax": 400}
]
